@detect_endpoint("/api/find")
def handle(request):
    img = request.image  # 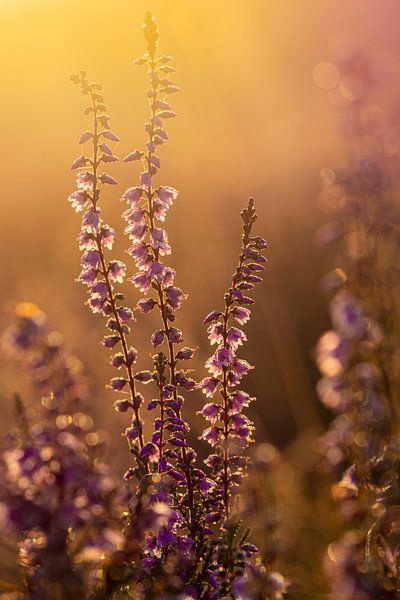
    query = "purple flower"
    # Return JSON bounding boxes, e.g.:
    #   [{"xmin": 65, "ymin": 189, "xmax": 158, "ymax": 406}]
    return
[
  {"xmin": 99, "ymin": 173, "xmax": 117, "ymax": 185},
  {"xmin": 137, "ymin": 297, "xmax": 156, "ymax": 313},
  {"xmin": 102, "ymin": 130, "xmax": 120, "ymax": 142},
  {"xmin": 126, "ymin": 208, "xmax": 145, "ymax": 224},
  {"xmin": 68, "ymin": 190, "xmax": 88, "ymax": 212},
  {"xmin": 77, "ymin": 170, "xmax": 94, "ymax": 192},
  {"xmin": 124, "ymin": 150, "xmax": 144, "ymax": 162},
  {"xmin": 150, "ymin": 228, "xmax": 171, "ymax": 255},
  {"xmin": 108, "ymin": 261, "xmax": 126, "ymax": 283},
  {"xmin": 82, "ymin": 208, "xmax": 101, "ymax": 233},
  {"xmin": 92, "ymin": 281, "xmax": 108, "ymax": 301},
  {"xmin": 100, "ymin": 226, "xmax": 115, "ymax": 250},
  {"xmin": 208, "ymin": 323, "xmax": 224, "ymax": 345},
  {"xmin": 200, "ymin": 426, "xmax": 220, "ymax": 446},
  {"xmin": 140, "ymin": 171, "xmax": 152, "ymax": 186},
  {"xmin": 71, "ymin": 155, "xmax": 87, "ymax": 170},
  {"xmin": 166, "ymin": 286, "xmax": 186, "ymax": 309},
  {"xmin": 101, "ymin": 152, "xmax": 119, "ymax": 163},
  {"xmin": 139, "ymin": 443, "xmax": 159, "ymax": 462},
  {"xmin": 157, "ymin": 186, "xmax": 178, "ymax": 204},
  {"xmin": 134, "ymin": 370, "xmax": 153, "ymax": 383},
  {"xmin": 122, "ymin": 186, "xmax": 143, "ymax": 206},
  {"xmin": 103, "ymin": 335, "xmax": 120, "ymax": 348},
  {"xmin": 201, "ymin": 377, "xmax": 219, "ymax": 398},
  {"xmin": 176, "ymin": 347, "xmax": 195, "ymax": 360},
  {"xmin": 330, "ymin": 290, "xmax": 366, "ymax": 341},
  {"xmin": 125, "ymin": 222, "xmax": 146, "ymax": 242},
  {"xmin": 128, "ymin": 242, "xmax": 149, "ymax": 266},
  {"xmin": 114, "ymin": 399, "xmax": 132, "ymax": 412},
  {"xmin": 226, "ymin": 327, "xmax": 247, "ymax": 350},
  {"xmin": 151, "ymin": 329, "xmax": 165, "ymax": 348},
  {"xmin": 130, "ymin": 270, "xmax": 151, "ymax": 293},
  {"xmin": 168, "ymin": 327, "xmax": 183, "ymax": 344},
  {"xmin": 230, "ymin": 358, "xmax": 253, "ymax": 382},
  {"xmin": 110, "ymin": 377, "xmax": 128, "ymax": 391},
  {"xmin": 111, "ymin": 353, "xmax": 125, "ymax": 368},
  {"xmin": 117, "ymin": 306, "xmax": 133, "ymax": 322},
  {"xmin": 82, "ymin": 250, "xmax": 100, "ymax": 269},
  {"xmin": 99, "ymin": 142, "xmax": 113, "ymax": 155},
  {"xmin": 79, "ymin": 131, "xmax": 92, "ymax": 144},
  {"xmin": 204, "ymin": 310, "xmax": 222, "ymax": 325},
  {"xmin": 200, "ymin": 403, "xmax": 220, "ymax": 422},
  {"xmin": 206, "ymin": 347, "xmax": 234, "ymax": 376},
  {"xmin": 230, "ymin": 390, "xmax": 252, "ymax": 413}
]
